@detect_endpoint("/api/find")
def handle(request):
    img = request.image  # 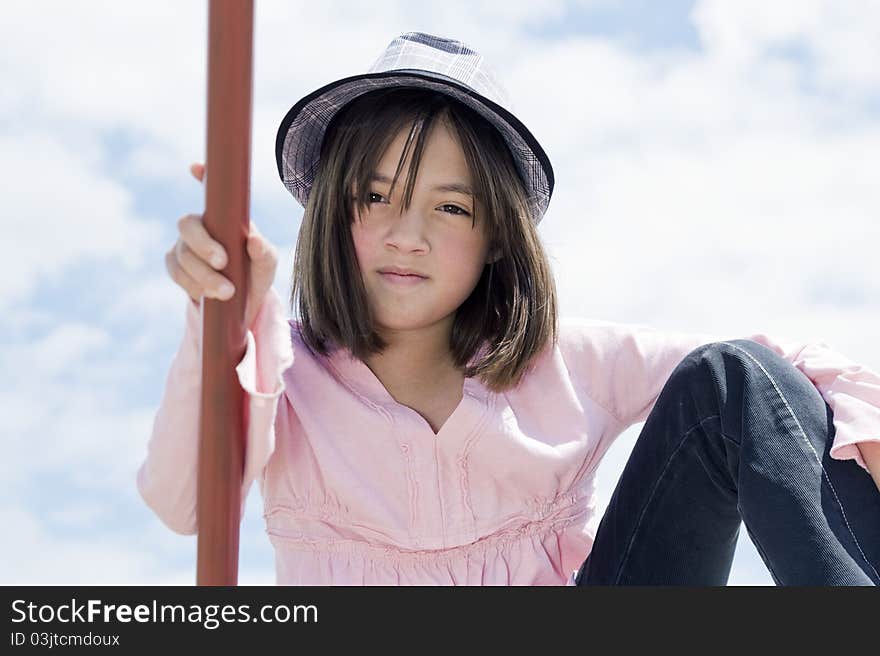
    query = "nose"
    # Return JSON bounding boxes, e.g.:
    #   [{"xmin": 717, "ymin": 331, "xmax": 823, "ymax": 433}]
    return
[{"xmin": 384, "ymin": 204, "xmax": 429, "ymax": 253}]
